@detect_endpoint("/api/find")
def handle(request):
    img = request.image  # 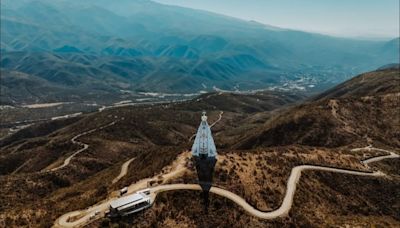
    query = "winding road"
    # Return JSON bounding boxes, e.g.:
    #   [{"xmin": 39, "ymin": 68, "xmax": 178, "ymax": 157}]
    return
[
  {"xmin": 54, "ymin": 146, "xmax": 399, "ymax": 227},
  {"xmin": 46, "ymin": 121, "xmax": 116, "ymax": 172},
  {"xmin": 362, "ymin": 147, "xmax": 399, "ymax": 165},
  {"xmin": 151, "ymin": 149, "xmax": 396, "ymax": 219}
]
